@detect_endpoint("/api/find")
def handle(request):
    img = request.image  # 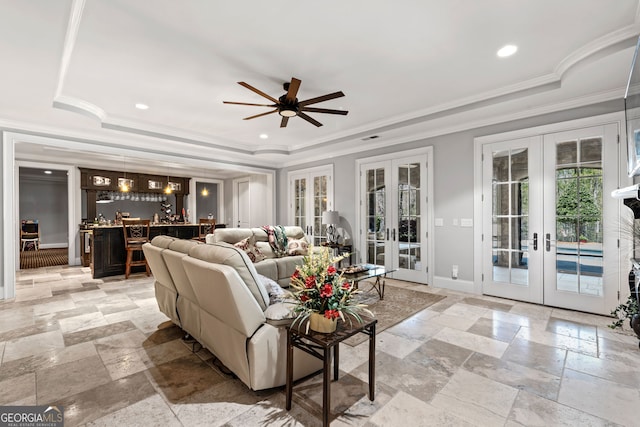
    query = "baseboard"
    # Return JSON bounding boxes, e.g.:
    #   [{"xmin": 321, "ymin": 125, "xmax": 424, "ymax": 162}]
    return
[
  {"xmin": 73, "ymin": 257, "xmax": 82, "ymax": 266},
  {"xmin": 40, "ymin": 243, "xmax": 69, "ymax": 249},
  {"xmin": 432, "ymin": 276, "xmax": 479, "ymax": 294}
]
